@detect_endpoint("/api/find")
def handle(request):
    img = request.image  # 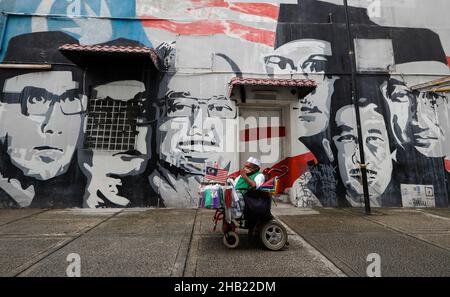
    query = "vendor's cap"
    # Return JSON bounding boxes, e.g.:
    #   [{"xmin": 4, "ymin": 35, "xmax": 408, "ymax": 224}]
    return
[{"xmin": 247, "ymin": 157, "xmax": 261, "ymax": 167}]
